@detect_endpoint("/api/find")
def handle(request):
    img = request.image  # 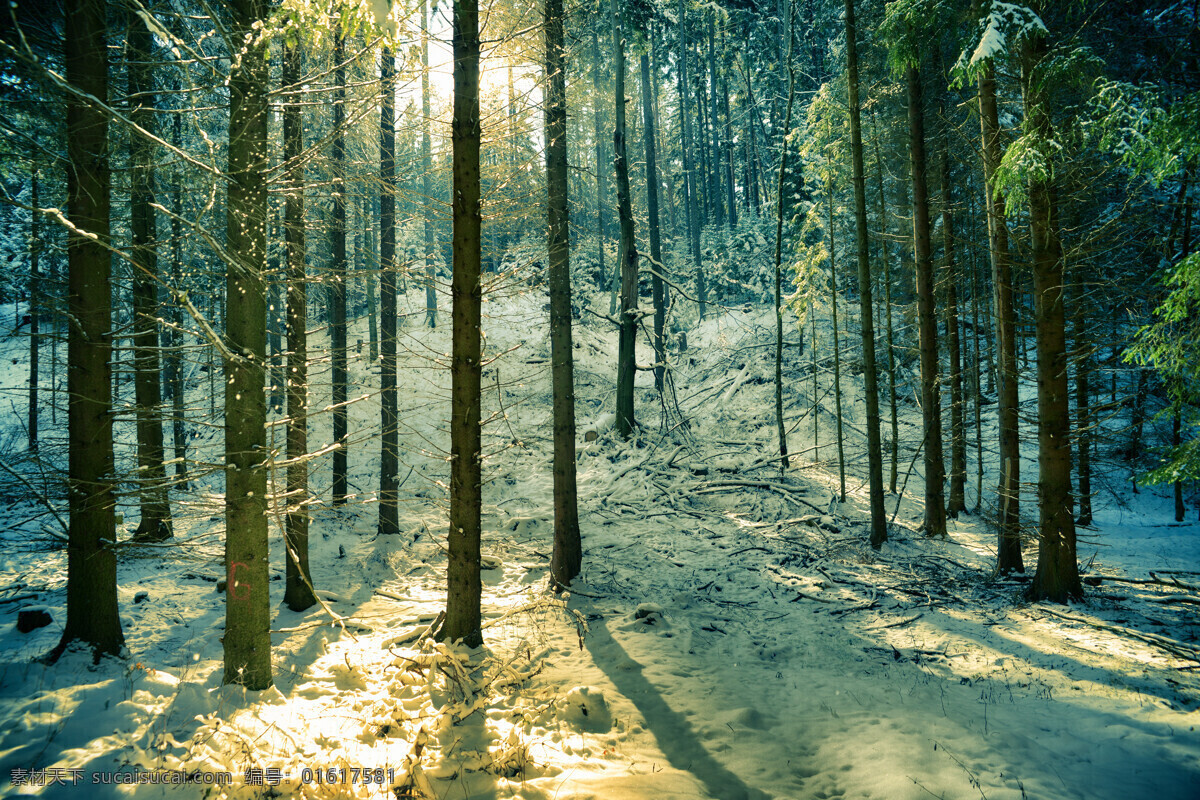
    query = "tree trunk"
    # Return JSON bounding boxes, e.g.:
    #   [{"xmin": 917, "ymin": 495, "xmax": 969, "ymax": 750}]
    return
[
  {"xmin": 720, "ymin": 37, "xmax": 737, "ymax": 229},
  {"xmin": 970, "ymin": 218, "xmax": 985, "ymax": 512},
  {"xmin": 941, "ymin": 150, "xmax": 966, "ymax": 518},
  {"xmin": 364, "ymin": 194, "xmax": 378, "ymax": 363},
  {"xmin": 442, "ymin": 0, "xmax": 484, "ymax": 647},
  {"xmin": 706, "ymin": 15, "xmax": 724, "ymax": 228},
  {"xmin": 129, "ymin": 13, "xmax": 172, "ymax": 543},
  {"xmin": 53, "ymin": 0, "xmax": 125, "ymax": 661},
  {"xmin": 223, "ymin": 0, "xmax": 272, "ymax": 687},
  {"xmin": 844, "ymin": 0, "xmax": 887, "ymax": 547},
  {"xmin": 828, "ymin": 181, "xmax": 846, "ymax": 502},
  {"xmin": 283, "ymin": 38, "xmax": 315, "ymax": 611},
  {"xmin": 28, "ymin": 166, "xmax": 39, "ymax": 454},
  {"xmin": 773, "ymin": 14, "xmax": 795, "ymax": 472},
  {"xmin": 1074, "ymin": 307, "xmax": 1093, "ymax": 526},
  {"xmin": 612, "ymin": 0, "xmax": 638, "ymax": 439},
  {"xmin": 978, "ymin": 62, "xmax": 1022, "ymax": 571},
  {"xmin": 590, "ymin": 24, "xmax": 608, "ymax": 293},
  {"xmin": 678, "ymin": 0, "xmax": 705, "ymax": 319},
  {"xmin": 872, "ymin": 121, "xmax": 899, "ymax": 494},
  {"xmin": 641, "ymin": 53, "xmax": 666, "ymax": 398},
  {"xmin": 546, "ymin": 0, "xmax": 582, "ymax": 586},
  {"xmin": 1023, "ymin": 33, "xmax": 1081, "ymax": 604},
  {"xmin": 331, "ymin": 33, "xmax": 348, "ymax": 505},
  {"xmin": 422, "ymin": 0, "xmax": 439, "ymax": 328},
  {"xmin": 170, "ymin": 103, "xmax": 187, "ymax": 486},
  {"xmin": 379, "ymin": 45, "xmax": 400, "ymax": 538},
  {"xmin": 906, "ymin": 62, "xmax": 946, "ymax": 539}
]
